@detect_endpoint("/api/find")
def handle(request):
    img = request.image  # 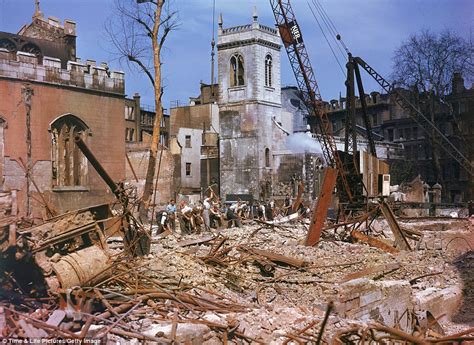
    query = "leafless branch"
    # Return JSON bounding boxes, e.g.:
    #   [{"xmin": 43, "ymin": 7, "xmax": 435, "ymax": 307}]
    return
[{"xmin": 105, "ymin": 0, "xmax": 179, "ymax": 88}]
